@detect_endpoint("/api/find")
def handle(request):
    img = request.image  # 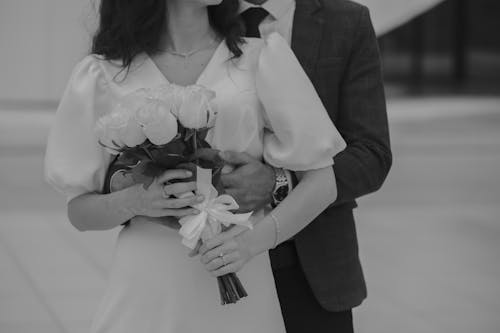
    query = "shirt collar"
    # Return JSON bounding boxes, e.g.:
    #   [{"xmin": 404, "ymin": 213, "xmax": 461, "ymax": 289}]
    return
[{"xmin": 239, "ymin": 0, "xmax": 294, "ymax": 20}]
